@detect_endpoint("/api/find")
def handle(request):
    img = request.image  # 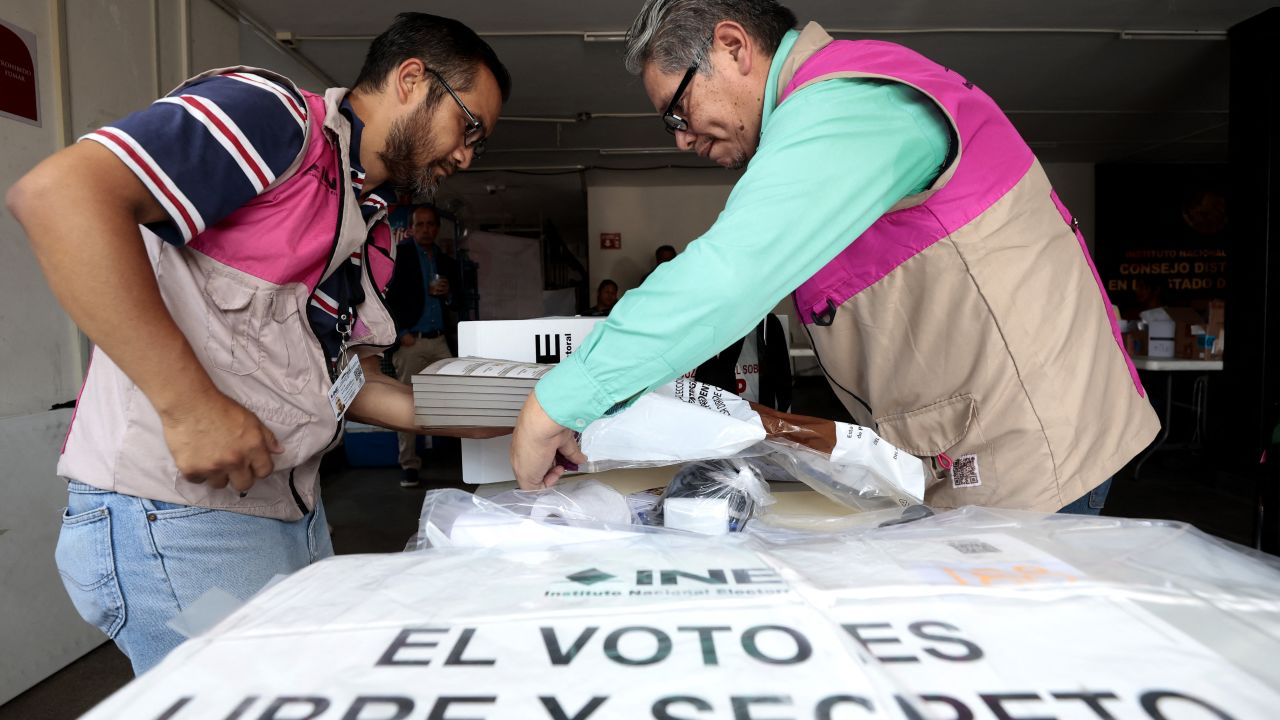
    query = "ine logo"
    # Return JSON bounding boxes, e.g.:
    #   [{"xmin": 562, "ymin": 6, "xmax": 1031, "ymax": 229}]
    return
[
  {"xmin": 563, "ymin": 567, "xmax": 783, "ymax": 586},
  {"xmin": 566, "ymin": 568, "xmax": 616, "ymax": 585},
  {"xmin": 535, "ymin": 333, "xmax": 574, "ymax": 364}
]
